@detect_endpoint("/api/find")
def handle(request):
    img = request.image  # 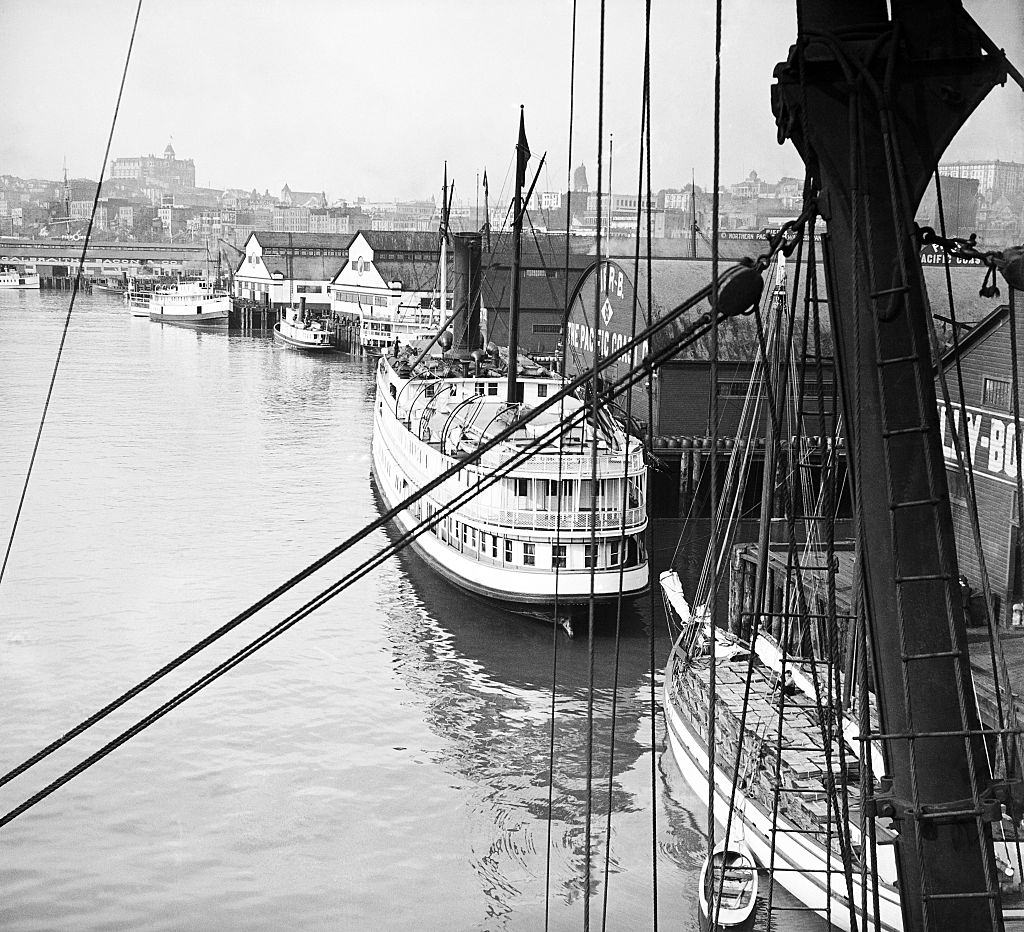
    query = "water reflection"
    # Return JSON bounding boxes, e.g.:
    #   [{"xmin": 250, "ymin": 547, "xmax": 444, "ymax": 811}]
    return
[{"xmin": 375, "ymin": 518, "xmax": 705, "ymax": 925}]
